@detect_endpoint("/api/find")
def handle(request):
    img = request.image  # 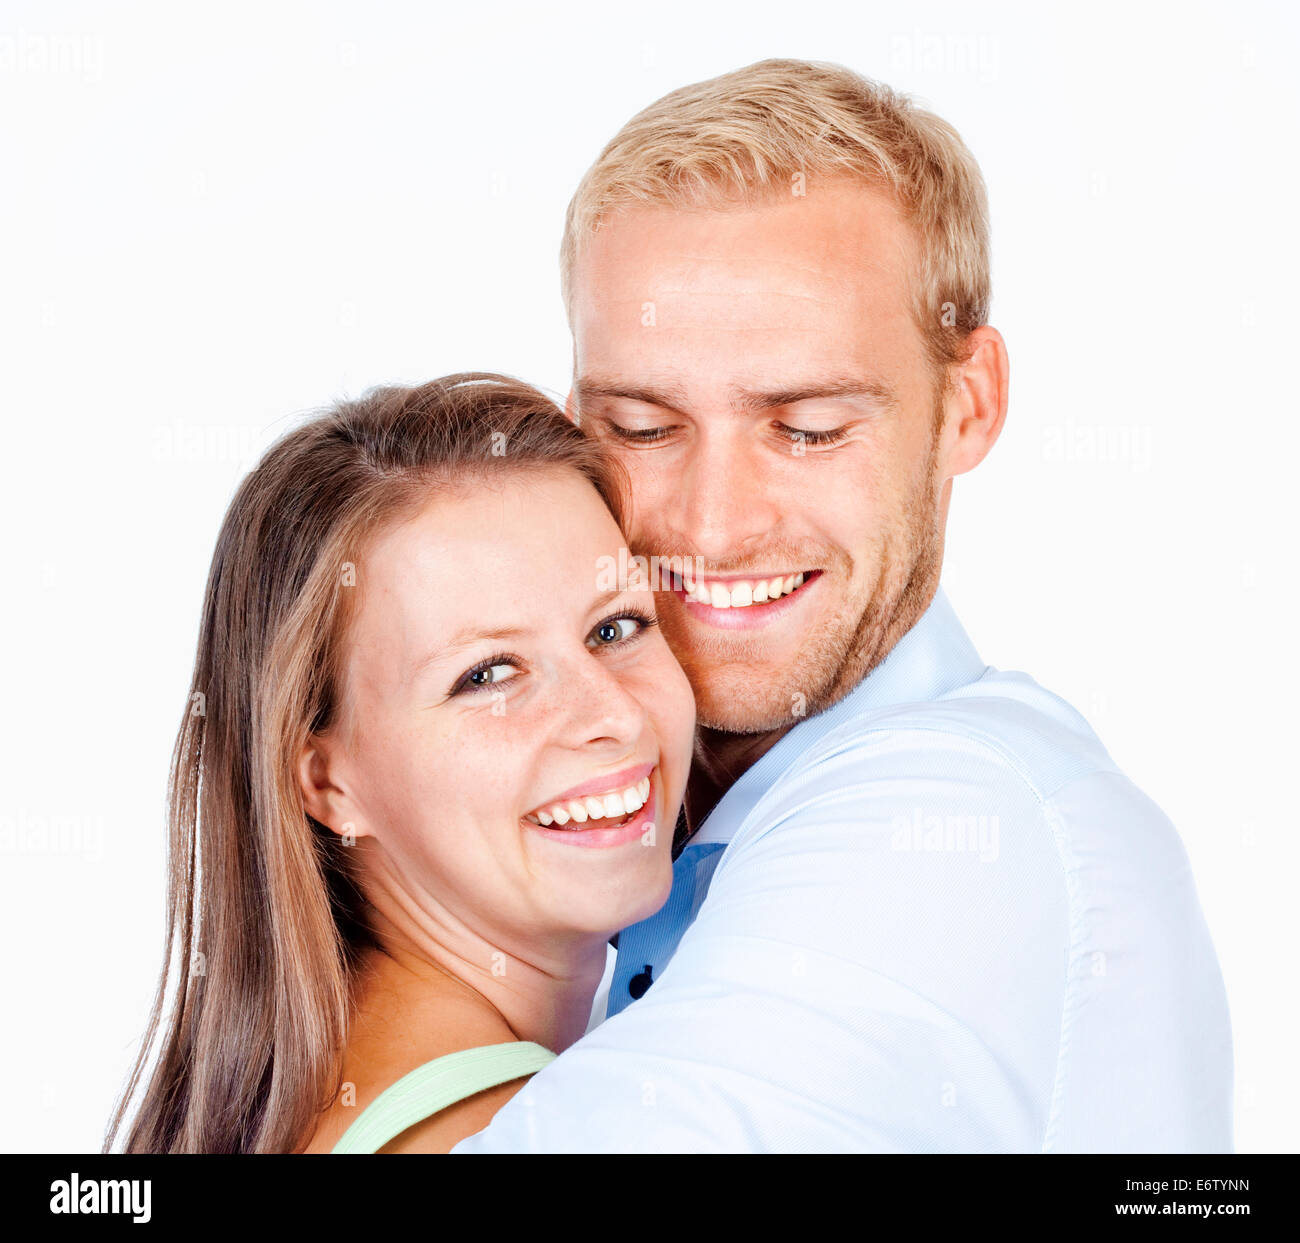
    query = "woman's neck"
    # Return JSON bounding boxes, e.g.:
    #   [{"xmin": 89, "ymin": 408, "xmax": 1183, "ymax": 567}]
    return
[
  {"xmin": 356, "ymin": 902, "xmax": 610, "ymax": 1059},
  {"xmin": 300, "ymin": 927, "xmax": 607, "ymax": 1154}
]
